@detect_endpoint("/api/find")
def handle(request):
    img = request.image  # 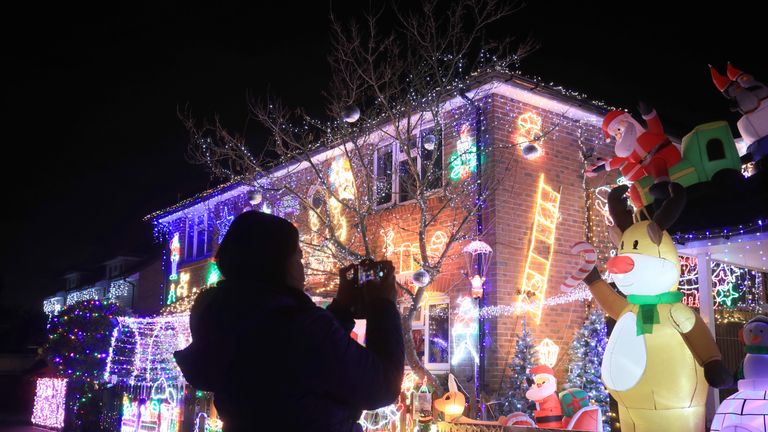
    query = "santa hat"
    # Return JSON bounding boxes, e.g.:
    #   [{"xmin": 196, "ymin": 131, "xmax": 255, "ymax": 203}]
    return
[
  {"xmin": 530, "ymin": 365, "xmax": 555, "ymax": 379},
  {"xmin": 726, "ymin": 62, "xmax": 745, "ymax": 81},
  {"xmin": 601, "ymin": 111, "xmax": 628, "ymax": 141},
  {"xmin": 709, "ymin": 65, "xmax": 731, "ymax": 92},
  {"xmin": 738, "ymin": 315, "xmax": 768, "ymax": 344}
]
